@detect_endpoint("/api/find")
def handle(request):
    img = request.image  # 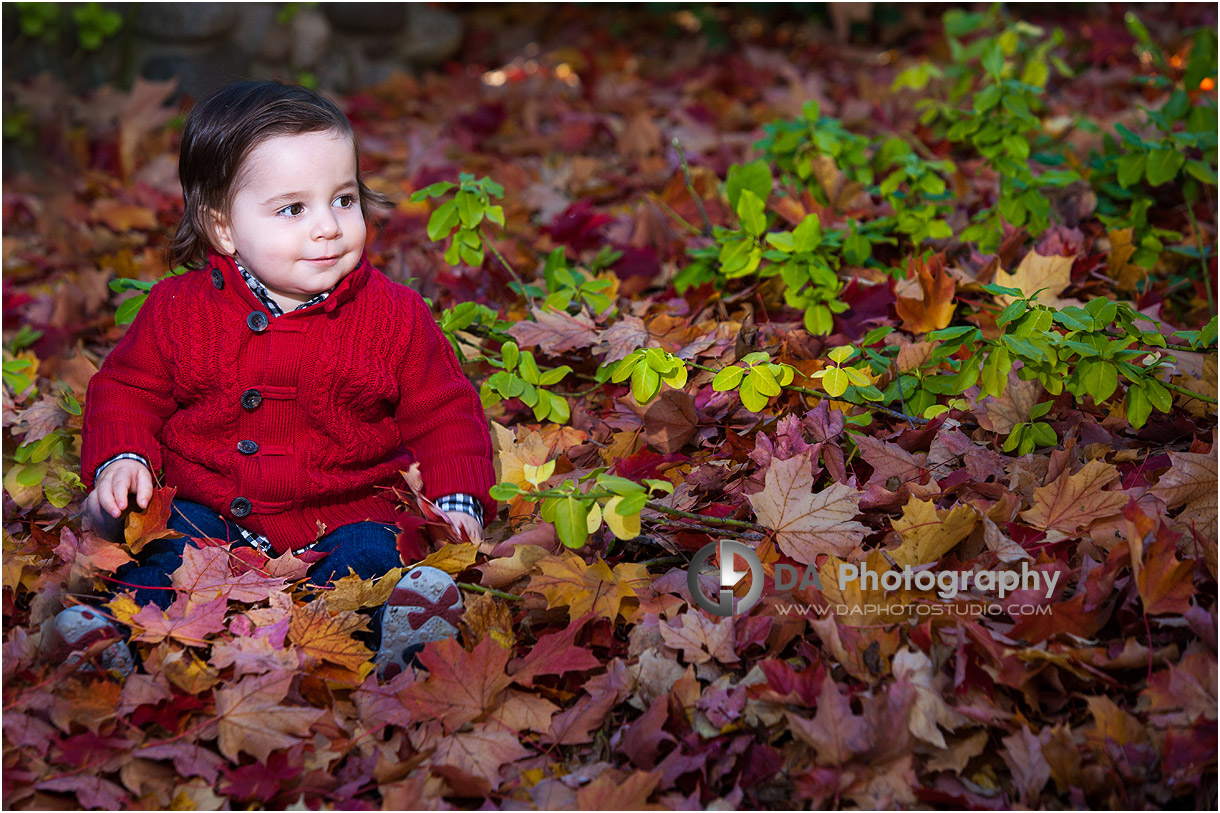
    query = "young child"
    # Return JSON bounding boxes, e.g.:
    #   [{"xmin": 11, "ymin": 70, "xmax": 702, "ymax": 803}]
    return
[{"xmin": 51, "ymin": 81, "xmax": 495, "ymax": 679}]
